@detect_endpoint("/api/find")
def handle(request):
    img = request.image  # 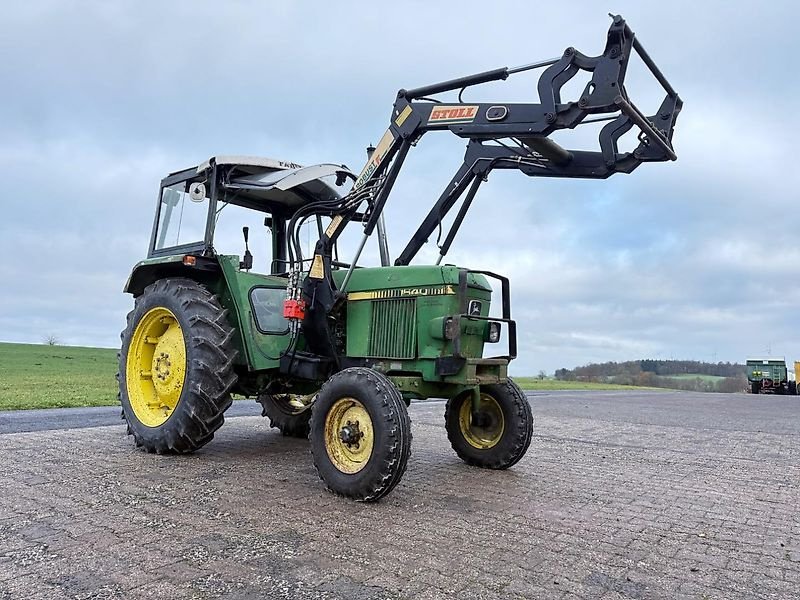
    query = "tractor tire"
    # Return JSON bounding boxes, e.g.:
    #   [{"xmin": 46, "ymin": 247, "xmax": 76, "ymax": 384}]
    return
[
  {"xmin": 751, "ymin": 382, "xmax": 761, "ymax": 394},
  {"xmin": 310, "ymin": 368, "xmax": 411, "ymax": 502},
  {"xmin": 258, "ymin": 393, "xmax": 313, "ymax": 438},
  {"xmin": 790, "ymin": 381, "xmax": 797, "ymax": 395},
  {"xmin": 445, "ymin": 379, "xmax": 533, "ymax": 469},
  {"xmin": 118, "ymin": 277, "xmax": 237, "ymax": 454}
]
